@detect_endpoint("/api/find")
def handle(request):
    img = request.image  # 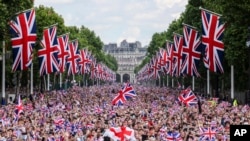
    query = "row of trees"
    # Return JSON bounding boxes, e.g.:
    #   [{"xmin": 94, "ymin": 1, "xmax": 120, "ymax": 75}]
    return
[
  {"xmin": 0, "ymin": 1, "xmax": 118, "ymax": 90},
  {"xmin": 135, "ymin": 0, "xmax": 250, "ymax": 92}
]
